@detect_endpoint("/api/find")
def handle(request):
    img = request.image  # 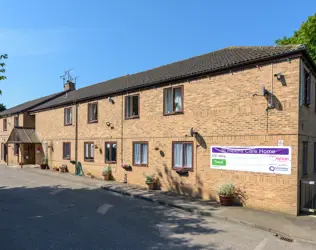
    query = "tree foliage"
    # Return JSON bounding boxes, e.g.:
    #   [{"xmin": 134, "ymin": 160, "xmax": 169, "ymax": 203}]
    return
[
  {"xmin": 0, "ymin": 54, "xmax": 8, "ymax": 96},
  {"xmin": 276, "ymin": 13, "xmax": 316, "ymax": 63},
  {"xmin": 0, "ymin": 103, "xmax": 6, "ymax": 112}
]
